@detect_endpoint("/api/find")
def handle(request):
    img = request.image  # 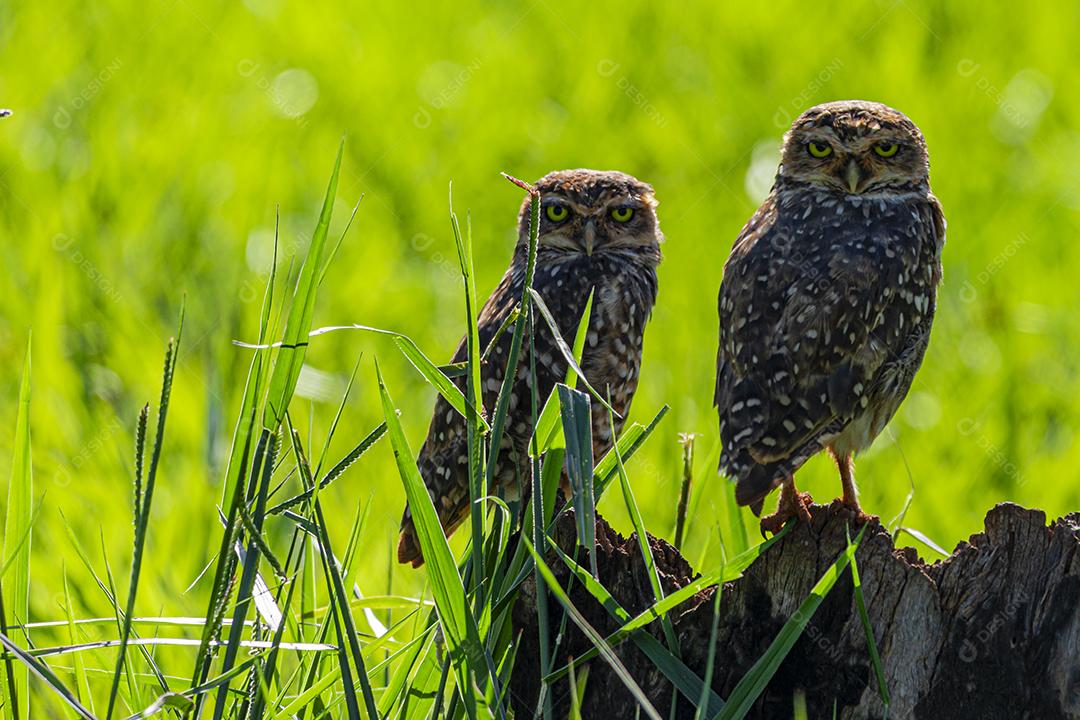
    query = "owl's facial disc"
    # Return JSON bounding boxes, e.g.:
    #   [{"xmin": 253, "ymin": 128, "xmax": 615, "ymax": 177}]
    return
[
  {"xmin": 778, "ymin": 101, "xmax": 930, "ymax": 195},
  {"xmin": 535, "ymin": 194, "xmax": 659, "ymax": 255},
  {"xmin": 519, "ymin": 170, "xmax": 662, "ymax": 259}
]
